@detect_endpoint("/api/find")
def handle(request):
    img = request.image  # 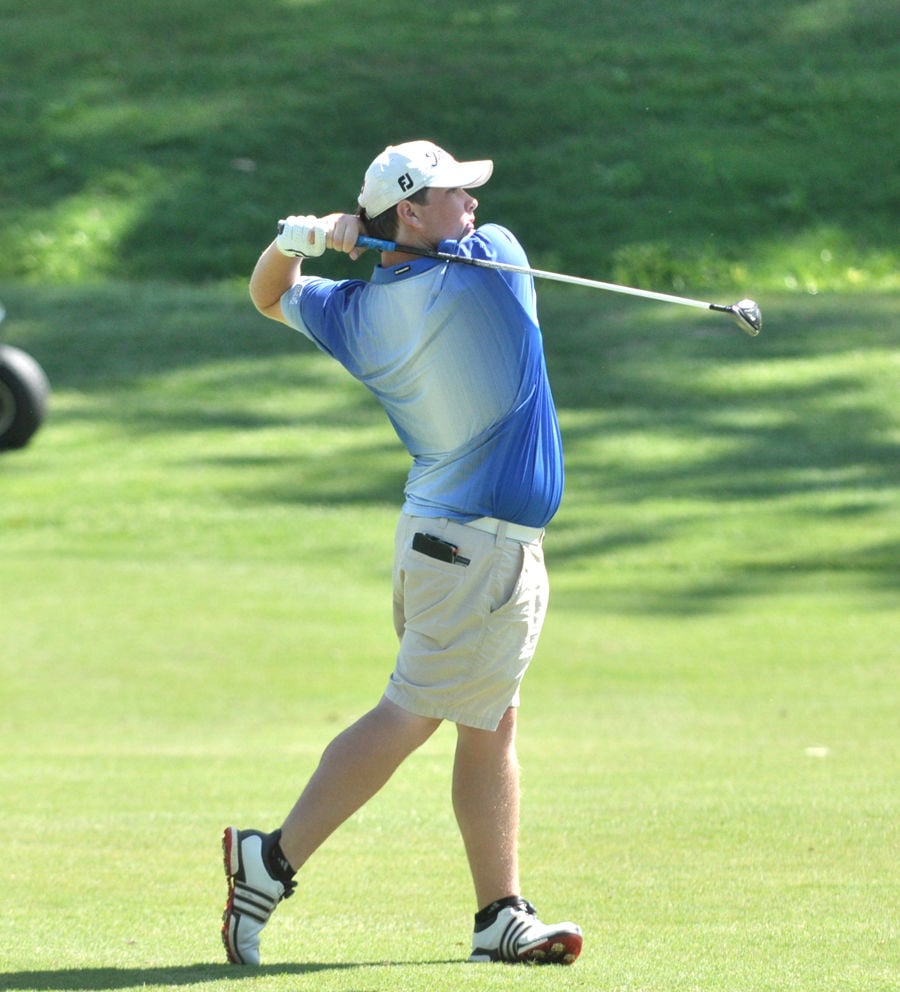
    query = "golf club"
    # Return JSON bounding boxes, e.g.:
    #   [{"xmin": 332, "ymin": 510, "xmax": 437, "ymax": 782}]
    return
[{"xmin": 354, "ymin": 235, "xmax": 761, "ymax": 336}]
